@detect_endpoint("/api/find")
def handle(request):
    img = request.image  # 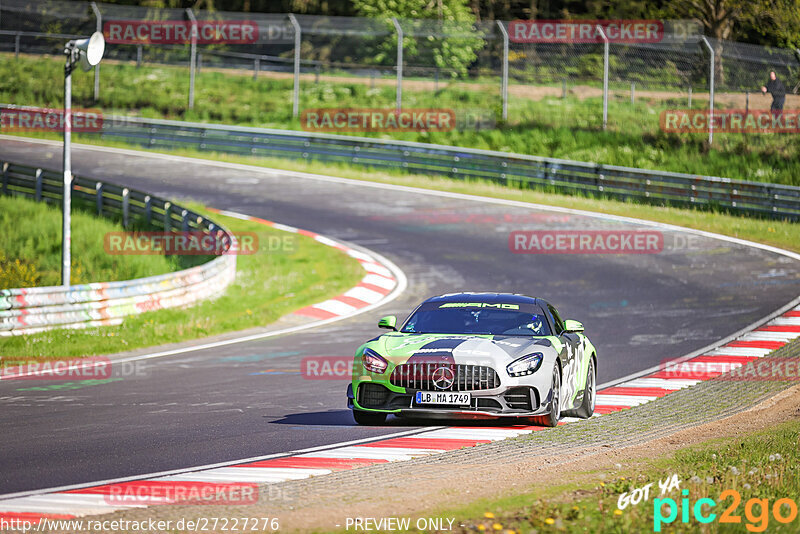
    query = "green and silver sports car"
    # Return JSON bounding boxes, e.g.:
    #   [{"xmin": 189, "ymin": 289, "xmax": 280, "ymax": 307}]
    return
[{"xmin": 347, "ymin": 293, "xmax": 597, "ymax": 426}]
